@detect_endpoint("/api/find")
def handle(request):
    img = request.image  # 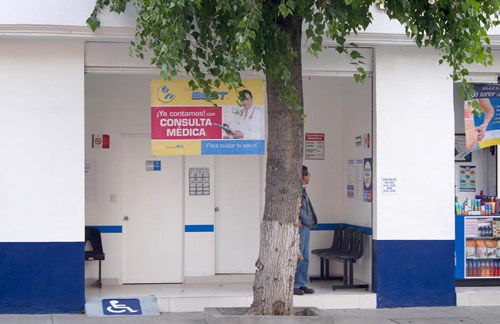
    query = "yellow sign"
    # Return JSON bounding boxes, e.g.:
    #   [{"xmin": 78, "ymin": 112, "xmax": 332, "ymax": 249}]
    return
[{"xmin": 151, "ymin": 79, "xmax": 266, "ymax": 156}]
